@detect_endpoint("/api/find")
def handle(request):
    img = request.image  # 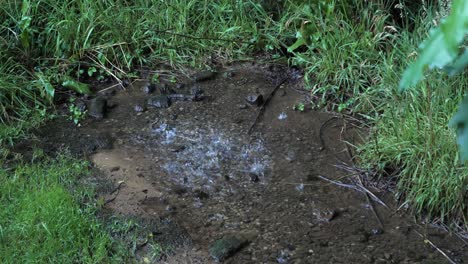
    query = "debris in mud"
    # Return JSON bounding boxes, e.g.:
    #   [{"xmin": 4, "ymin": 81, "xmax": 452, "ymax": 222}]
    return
[
  {"xmin": 277, "ymin": 249, "xmax": 292, "ymax": 263},
  {"xmin": 147, "ymin": 95, "xmax": 171, "ymax": 108},
  {"xmin": 192, "ymin": 71, "xmax": 216, "ymax": 82},
  {"xmin": 88, "ymin": 97, "xmax": 107, "ymax": 119},
  {"xmin": 245, "ymin": 94, "xmax": 263, "ymax": 106},
  {"xmin": 209, "ymin": 236, "xmax": 248, "ymax": 262}
]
